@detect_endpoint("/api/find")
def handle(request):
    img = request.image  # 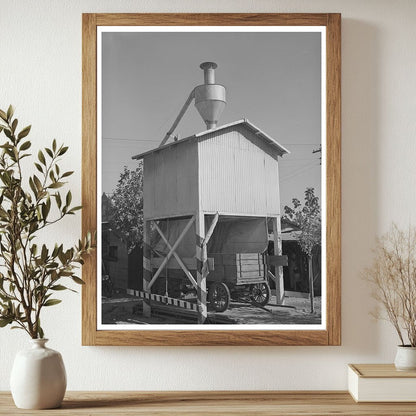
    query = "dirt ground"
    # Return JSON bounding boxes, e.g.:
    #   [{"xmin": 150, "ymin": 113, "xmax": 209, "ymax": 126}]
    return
[{"xmin": 102, "ymin": 293, "xmax": 321, "ymax": 326}]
